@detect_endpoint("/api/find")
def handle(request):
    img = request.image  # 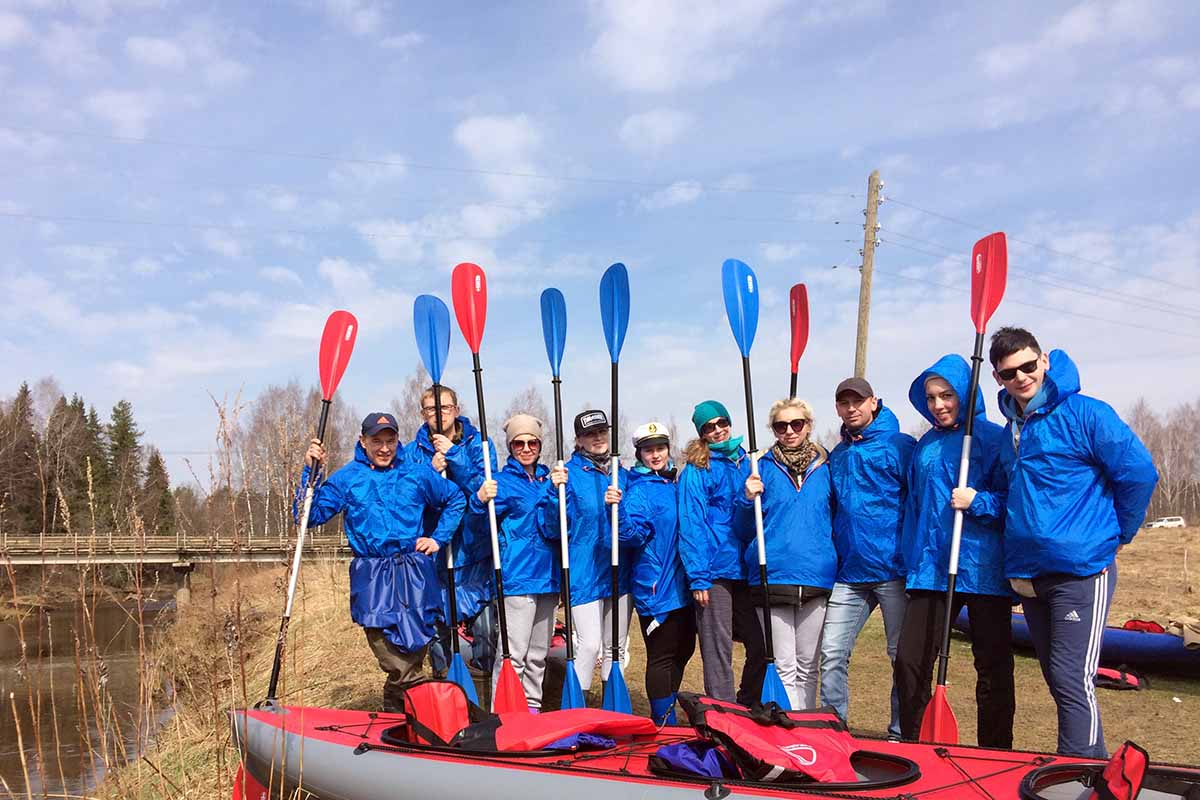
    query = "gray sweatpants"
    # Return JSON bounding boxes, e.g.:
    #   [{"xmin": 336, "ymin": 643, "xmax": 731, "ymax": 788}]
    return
[
  {"xmin": 490, "ymin": 593, "xmax": 557, "ymax": 710},
  {"xmin": 757, "ymin": 596, "xmax": 828, "ymax": 709}
]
